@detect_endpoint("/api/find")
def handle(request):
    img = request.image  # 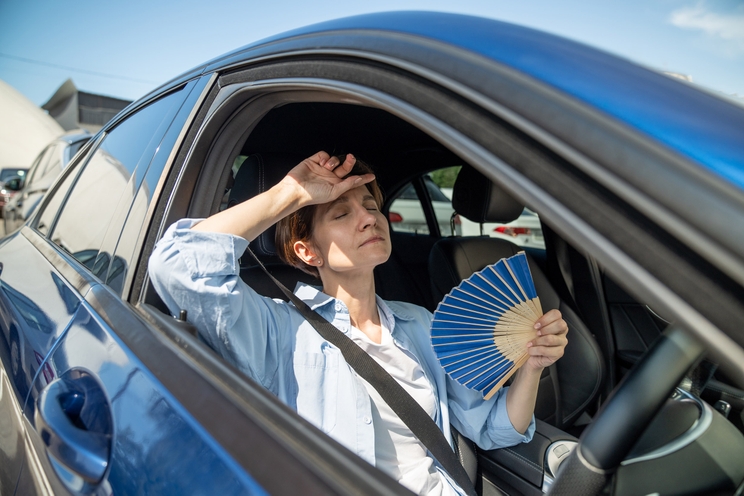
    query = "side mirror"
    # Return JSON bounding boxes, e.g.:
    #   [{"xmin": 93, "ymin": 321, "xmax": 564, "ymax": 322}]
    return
[{"xmin": 5, "ymin": 176, "xmax": 24, "ymax": 191}]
